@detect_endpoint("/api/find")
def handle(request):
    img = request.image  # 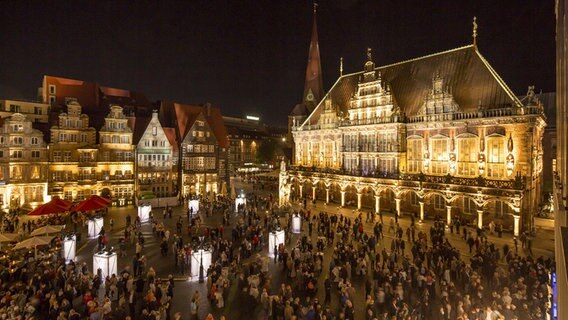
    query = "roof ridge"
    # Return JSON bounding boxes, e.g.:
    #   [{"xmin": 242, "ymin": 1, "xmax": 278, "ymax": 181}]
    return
[
  {"xmin": 474, "ymin": 49, "xmax": 522, "ymax": 107},
  {"xmin": 339, "ymin": 44, "xmax": 475, "ymax": 79}
]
